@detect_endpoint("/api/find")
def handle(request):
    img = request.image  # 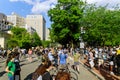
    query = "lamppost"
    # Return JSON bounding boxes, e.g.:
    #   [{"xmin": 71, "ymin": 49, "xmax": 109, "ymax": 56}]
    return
[
  {"xmin": 80, "ymin": 27, "xmax": 85, "ymax": 59},
  {"xmin": 80, "ymin": 27, "xmax": 85, "ymax": 49}
]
